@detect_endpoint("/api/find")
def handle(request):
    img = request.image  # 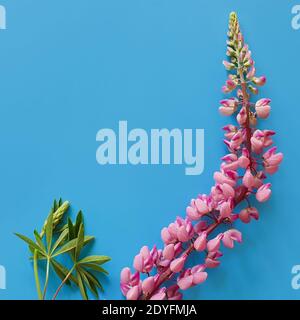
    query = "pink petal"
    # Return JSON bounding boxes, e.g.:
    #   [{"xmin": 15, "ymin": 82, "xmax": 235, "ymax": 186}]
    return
[
  {"xmin": 120, "ymin": 267, "xmax": 131, "ymax": 284},
  {"xmin": 133, "ymin": 254, "xmax": 144, "ymax": 272},
  {"xmin": 126, "ymin": 285, "xmax": 140, "ymax": 300},
  {"xmin": 192, "ymin": 272, "xmax": 208, "ymax": 285},
  {"xmin": 194, "ymin": 232, "xmax": 207, "ymax": 252},
  {"xmin": 163, "ymin": 244, "xmax": 175, "ymax": 260},
  {"xmin": 142, "ymin": 276, "xmax": 155, "ymax": 294},
  {"xmin": 170, "ymin": 257, "xmax": 186, "ymax": 273},
  {"xmin": 177, "ymin": 275, "xmax": 194, "ymax": 290},
  {"xmin": 207, "ymin": 234, "xmax": 223, "ymax": 252}
]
